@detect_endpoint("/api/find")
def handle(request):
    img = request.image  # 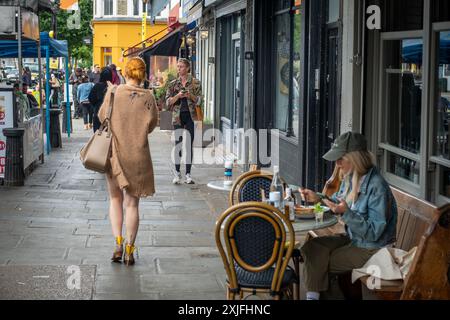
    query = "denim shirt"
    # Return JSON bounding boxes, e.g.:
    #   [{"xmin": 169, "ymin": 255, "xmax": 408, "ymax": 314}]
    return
[{"xmin": 331, "ymin": 167, "xmax": 398, "ymax": 249}]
